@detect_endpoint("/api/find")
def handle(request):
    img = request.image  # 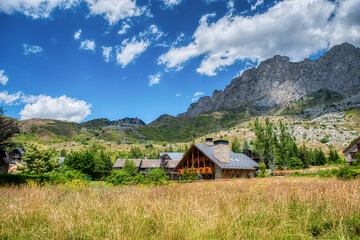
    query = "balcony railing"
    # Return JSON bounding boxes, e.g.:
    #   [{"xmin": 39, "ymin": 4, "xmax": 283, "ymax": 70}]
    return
[{"xmin": 178, "ymin": 167, "xmax": 213, "ymax": 175}]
